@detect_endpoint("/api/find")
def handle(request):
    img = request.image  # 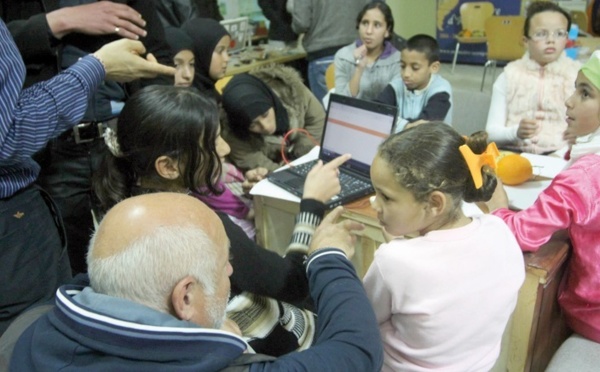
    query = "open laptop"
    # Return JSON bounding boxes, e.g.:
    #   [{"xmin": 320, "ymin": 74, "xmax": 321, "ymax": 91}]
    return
[{"xmin": 267, "ymin": 93, "xmax": 398, "ymax": 208}]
